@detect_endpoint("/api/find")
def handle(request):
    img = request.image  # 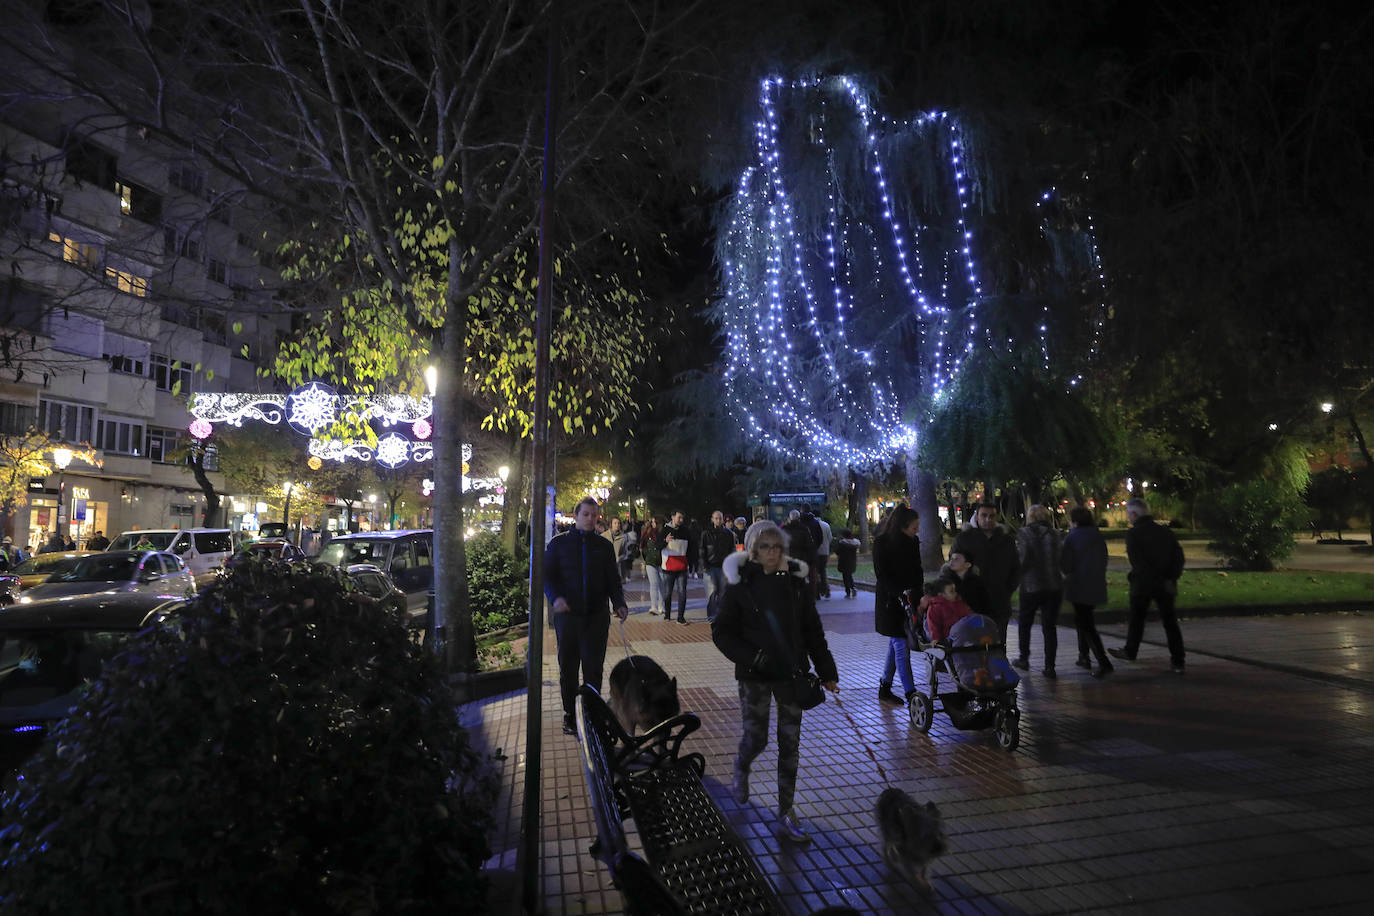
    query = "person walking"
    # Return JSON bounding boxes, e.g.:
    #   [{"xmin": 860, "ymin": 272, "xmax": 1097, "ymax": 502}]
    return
[
  {"xmin": 712, "ymin": 520, "xmax": 839, "ymax": 844},
  {"xmin": 544, "ymin": 496, "xmax": 629, "ymax": 736},
  {"xmin": 813, "ymin": 510, "xmax": 833, "ymax": 599},
  {"xmin": 640, "ymin": 517, "xmax": 663, "ymax": 616},
  {"xmin": 832, "ymin": 528, "xmax": 861, "ymax": 599},
  {"xmin": 781, "ymin": 510, "xmax": 816, "ymax": 599},
  {"xmin": 1110, "ymin": 497, "xmax": 1187, "ymax": 673},
  {"xmin": 700, "ymin": 510, "xmax": 737, "ymax": 621},
  {"xmin": 953, "ymin": 503, "xmax": 1020, "ymax": 646},
  {"xmin": 873, "ymin": 505, "xmax": 922, "ymax": 708},
  {"xmin": 658, "ymin": 510, "xmax": 690, "ymax": 623},
  {"xmin": 1014, "ymin": 504, "xmax": 1064, "ymax": 677},
  {"xmin": 86, "ymin": 530, "xmax": 110, "ymax": 551},
  {"xmin": 1061, "ymin": 506, "xmax": 1113, "ymax": 678}
]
